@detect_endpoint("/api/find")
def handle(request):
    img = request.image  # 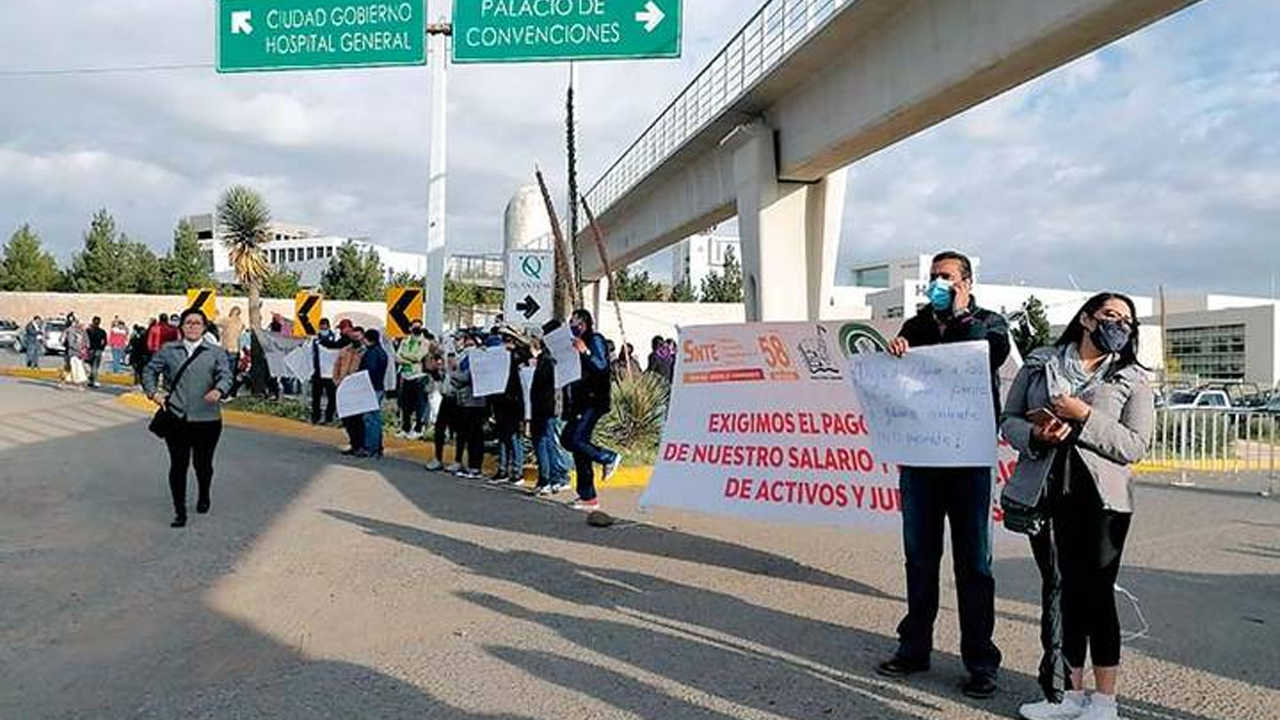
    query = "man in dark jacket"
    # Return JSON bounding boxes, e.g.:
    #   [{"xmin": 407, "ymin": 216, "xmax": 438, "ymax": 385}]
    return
[
  {"xmin": 358, "ymin": 329, "xmax": 390, "ymax": 457},
  {"xmin": 876, "ymin": 251, "xmax": 1010, "ymax": 700},
  {"xmin": 85, "ymin": 316, "xmax": 109, "ymax": 388},
  {"xmin": 560, "ymin": 309, "xmax": 620, "ymax": 511},
  {"xmin": 311, "ymin": 318, "xmax": 344, "ymax": 425},
  {"xmin": 531, "ymin": 322, "xmax": 571, "ymax": 495}
]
